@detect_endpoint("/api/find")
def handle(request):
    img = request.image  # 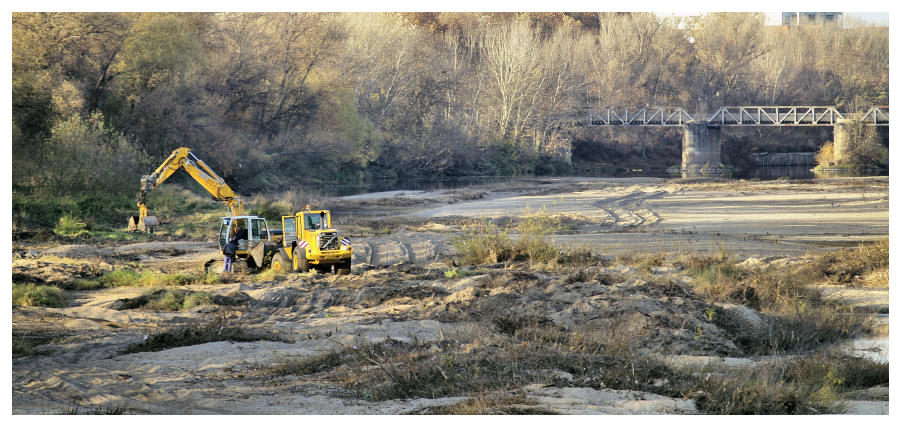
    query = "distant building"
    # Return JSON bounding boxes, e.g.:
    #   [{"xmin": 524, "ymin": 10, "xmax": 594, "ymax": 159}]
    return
[{"xmin": 780, "ymin": 12, "xmax": 842, "ymax": 27}]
